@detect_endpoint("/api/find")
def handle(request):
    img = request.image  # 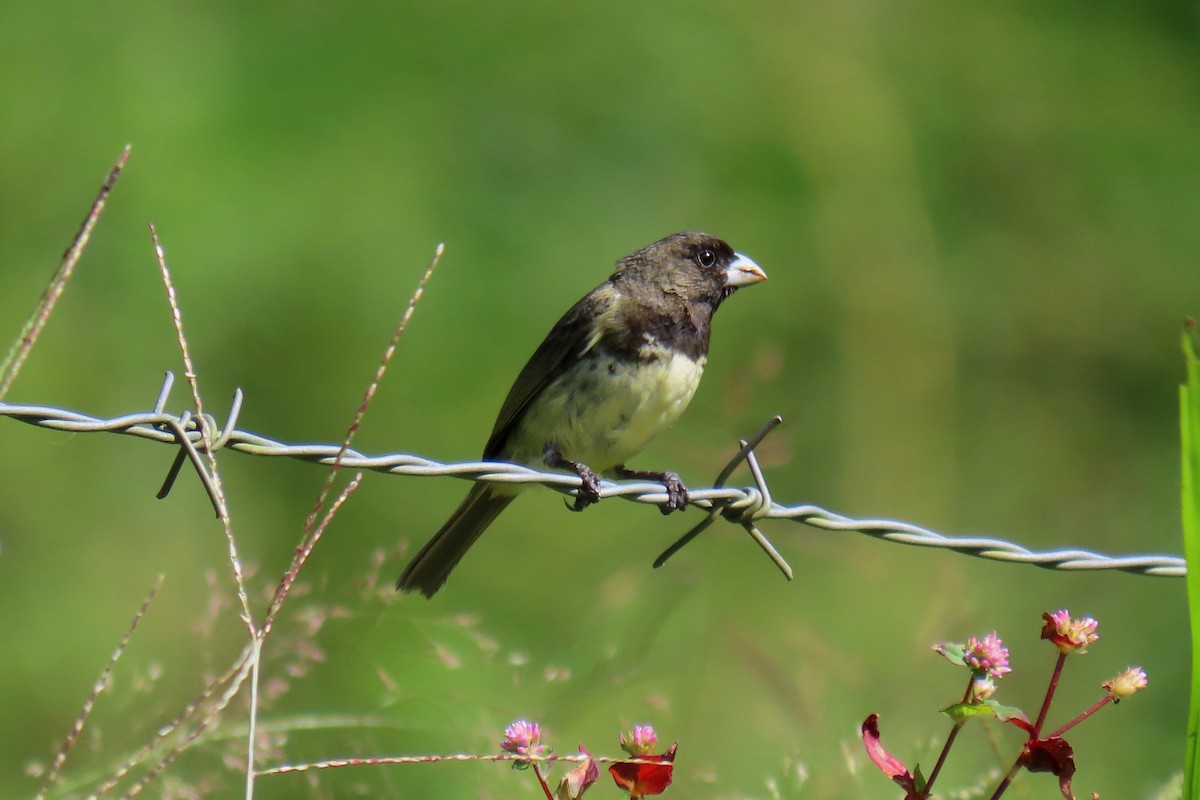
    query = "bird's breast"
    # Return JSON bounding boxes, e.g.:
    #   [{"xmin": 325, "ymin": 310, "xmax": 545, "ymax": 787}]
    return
[{"xmin": 506, "ymin": 345, "xmax": 707, "ymax": 472}]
